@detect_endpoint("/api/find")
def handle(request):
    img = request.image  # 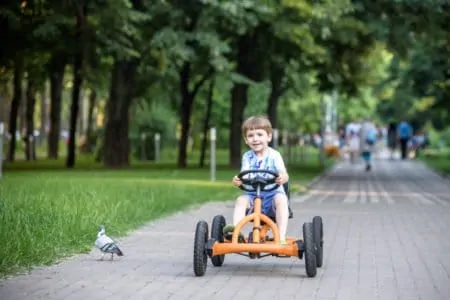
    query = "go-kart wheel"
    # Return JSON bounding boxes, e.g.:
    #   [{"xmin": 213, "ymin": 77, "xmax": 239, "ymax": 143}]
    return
[
  {"xmin": 211, "ymin": 215, "xmax": 226, "ymax": 267},
  {"xmin": 303, "ymin": 222, "xmax": 317, "ymax": 278},
  {"xmin": 193, "ymin": 220, "xmax": 209, "ymax": 276},
  {"xmin": 313, "ymin": 216, "xmax": 323, "ymax": 268}
]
